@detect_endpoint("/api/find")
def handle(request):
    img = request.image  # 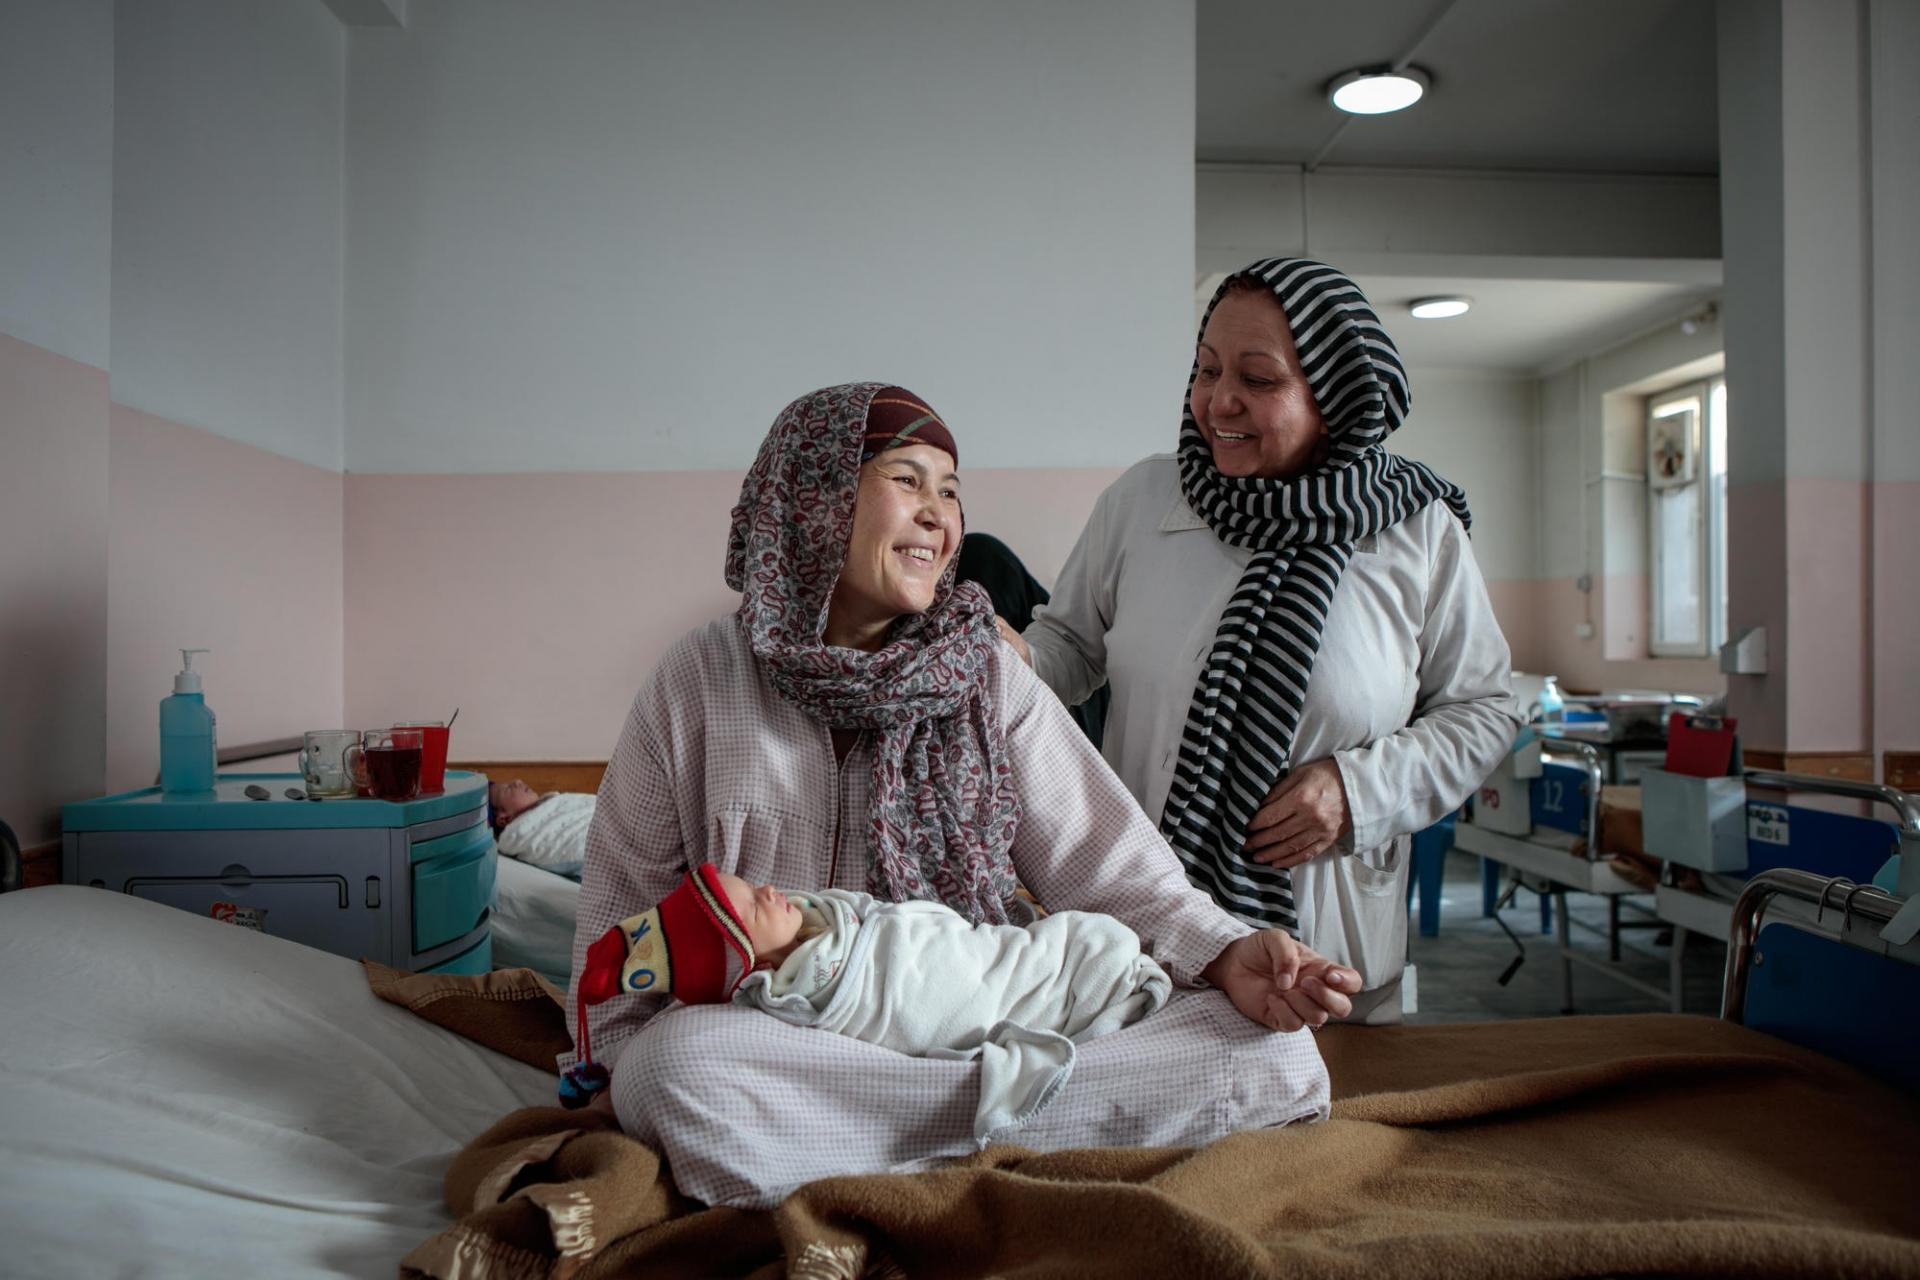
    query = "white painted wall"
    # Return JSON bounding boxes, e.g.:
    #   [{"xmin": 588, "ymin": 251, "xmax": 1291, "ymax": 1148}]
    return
[
  {"xmin": 344, "ymin": 0, "xmax": 1196, "ymax": 473},
  {"xmin": 109, "ymin": 0, "xmax": 346, "ymax": 470},
  {"xmin": 0, "ymin": 0, "xmax": 114, "ymax": 368},
  {"xmin": 1530, "ymin": 303, "xmax": 1727, "ymax": 693},
  {"xmin": 1392, "ymin": 371, "xmax": 1536, "ymax": 584}
]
